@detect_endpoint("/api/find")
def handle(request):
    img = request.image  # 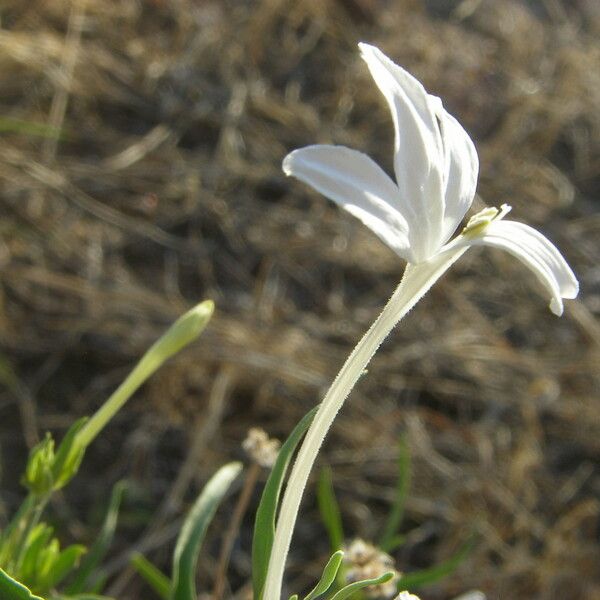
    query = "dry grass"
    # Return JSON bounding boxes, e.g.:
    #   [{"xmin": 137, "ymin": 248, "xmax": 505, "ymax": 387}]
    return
[{"xmin": 0, "ymin": 1, "xmax": 599, "ymax": 598}]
